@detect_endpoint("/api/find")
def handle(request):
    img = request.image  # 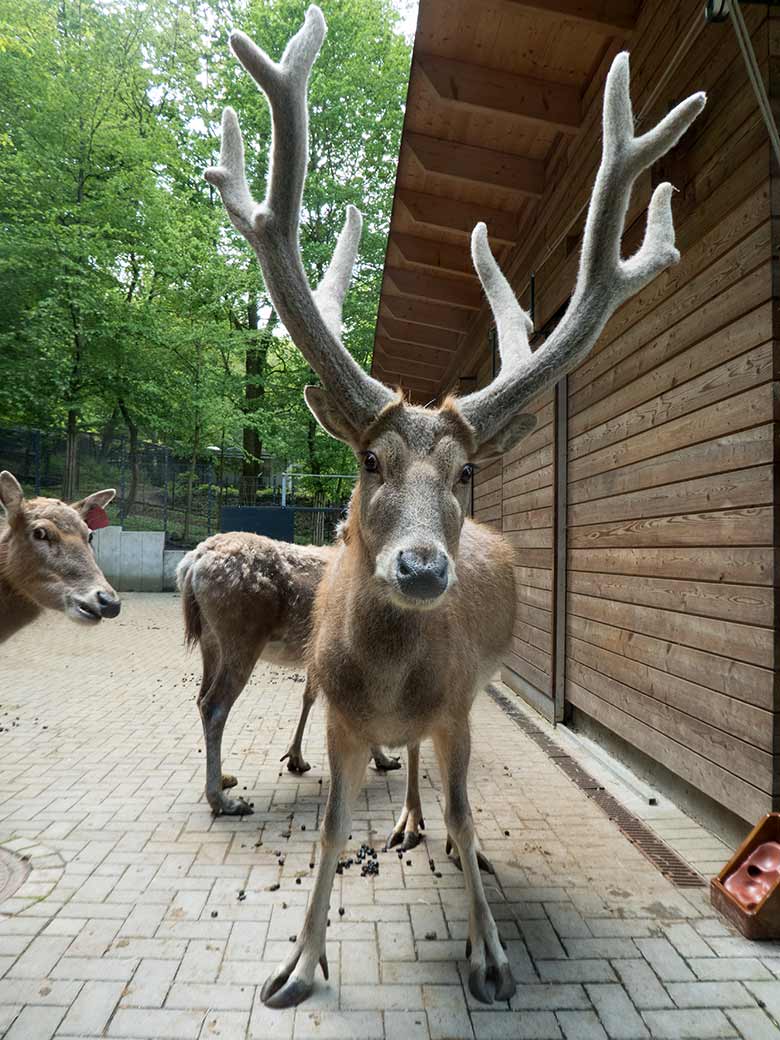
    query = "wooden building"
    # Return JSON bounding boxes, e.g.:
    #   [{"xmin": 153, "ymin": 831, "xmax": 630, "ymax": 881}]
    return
[{"xmin": 372, "ymin": 0, "xmax": 775, "ymax": 829}]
